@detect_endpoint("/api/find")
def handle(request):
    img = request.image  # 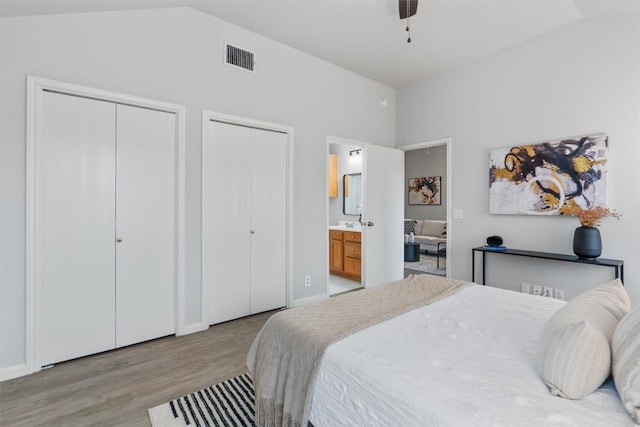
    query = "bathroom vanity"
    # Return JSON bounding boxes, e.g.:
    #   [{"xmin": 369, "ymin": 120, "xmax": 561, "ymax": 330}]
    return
[{"xmin": 329, "ymin": 225, "xmax": 361, "ymax": 282}]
